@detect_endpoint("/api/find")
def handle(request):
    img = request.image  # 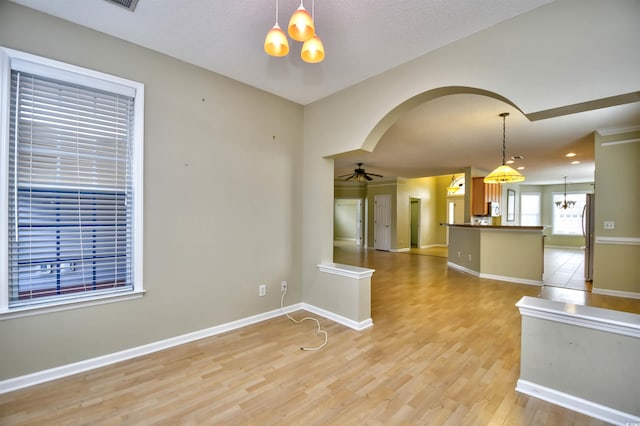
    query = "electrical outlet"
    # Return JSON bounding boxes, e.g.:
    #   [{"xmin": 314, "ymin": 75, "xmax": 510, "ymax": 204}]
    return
[
  {"xmin": 281, "ymin": 281, "xmax": 287, "ymax": 292},
  {"xmin": 259, "ymin": 284, "xmax": 266, "ymax": 297},
  {"xmin": 603, "ymin": 220, "xmax": 615, "ymax": 230}
]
